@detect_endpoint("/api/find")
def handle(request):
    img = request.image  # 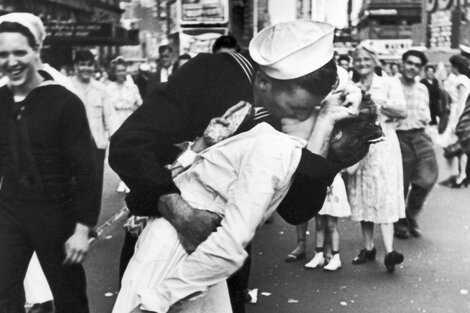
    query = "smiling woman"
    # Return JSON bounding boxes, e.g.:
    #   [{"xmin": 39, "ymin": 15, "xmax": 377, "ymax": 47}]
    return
[
  {"xmin": 347, "ymin": 45, "xmax": 407, "ymax": 273},
  {"xmin": 0, "ymin": 14, "xmax": 100, "ymax": 313}
]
